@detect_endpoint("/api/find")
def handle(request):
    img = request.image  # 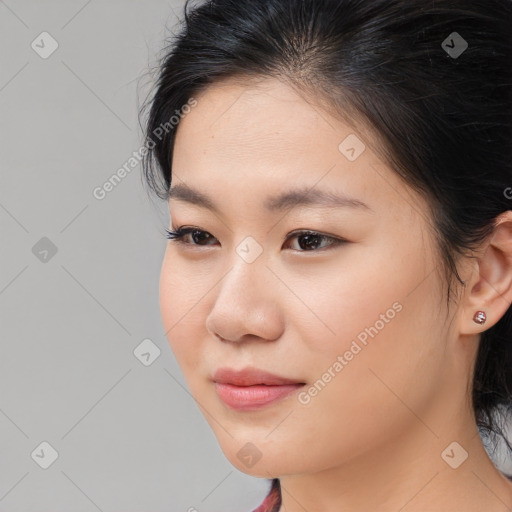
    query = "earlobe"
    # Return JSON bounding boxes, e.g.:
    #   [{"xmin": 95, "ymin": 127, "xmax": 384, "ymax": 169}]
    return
[{"xmin": 460, "ymin": 211, "xmax": 512, "ymax": 335}]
